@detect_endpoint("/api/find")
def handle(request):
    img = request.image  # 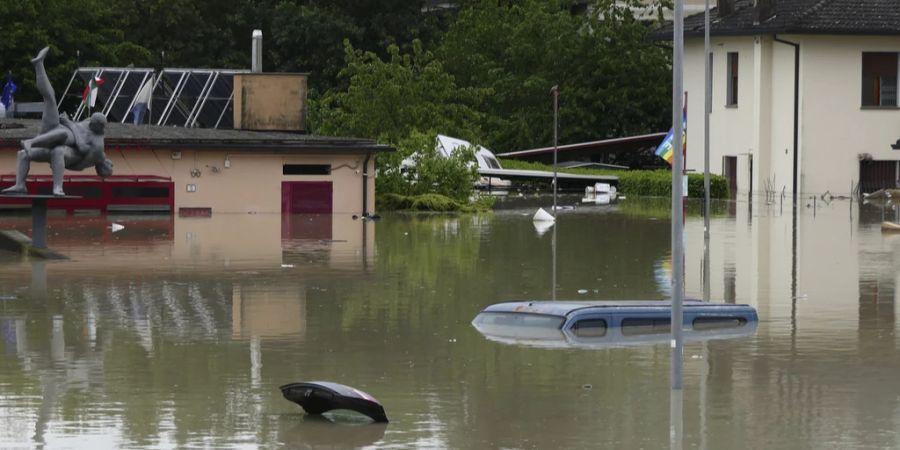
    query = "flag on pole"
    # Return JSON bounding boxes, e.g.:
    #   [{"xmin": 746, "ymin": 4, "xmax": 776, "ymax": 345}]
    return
[
  {"xmin": 655, "ymin": 109, "xmax": 687, "ymax": 165},
  {"xmin": 82, "ymin": 76, "xmax": 105, "ymax": 108},
  {"xmin": 1, "ymin": 73, "xmax": 16, "ymax": 110},
  {"xmin": 131, "ymin": 75, "xmax": 153, "ymax": 125}
]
